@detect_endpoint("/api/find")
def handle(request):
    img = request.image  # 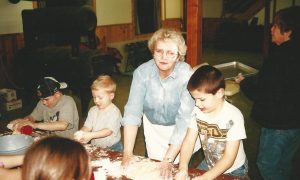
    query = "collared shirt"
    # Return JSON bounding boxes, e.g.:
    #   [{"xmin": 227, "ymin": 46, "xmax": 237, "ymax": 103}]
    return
[{"xmin": 122, "ymin": 59, "xmax": 195, "ymax": 145}]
